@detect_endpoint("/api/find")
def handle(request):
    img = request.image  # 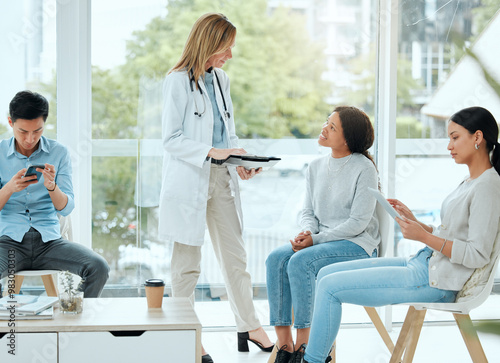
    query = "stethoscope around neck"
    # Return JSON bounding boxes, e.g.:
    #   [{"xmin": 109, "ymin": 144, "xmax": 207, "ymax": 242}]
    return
[{"xmin": 189, "ymin": 68, "xmax": 230, "ymax": 120}]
